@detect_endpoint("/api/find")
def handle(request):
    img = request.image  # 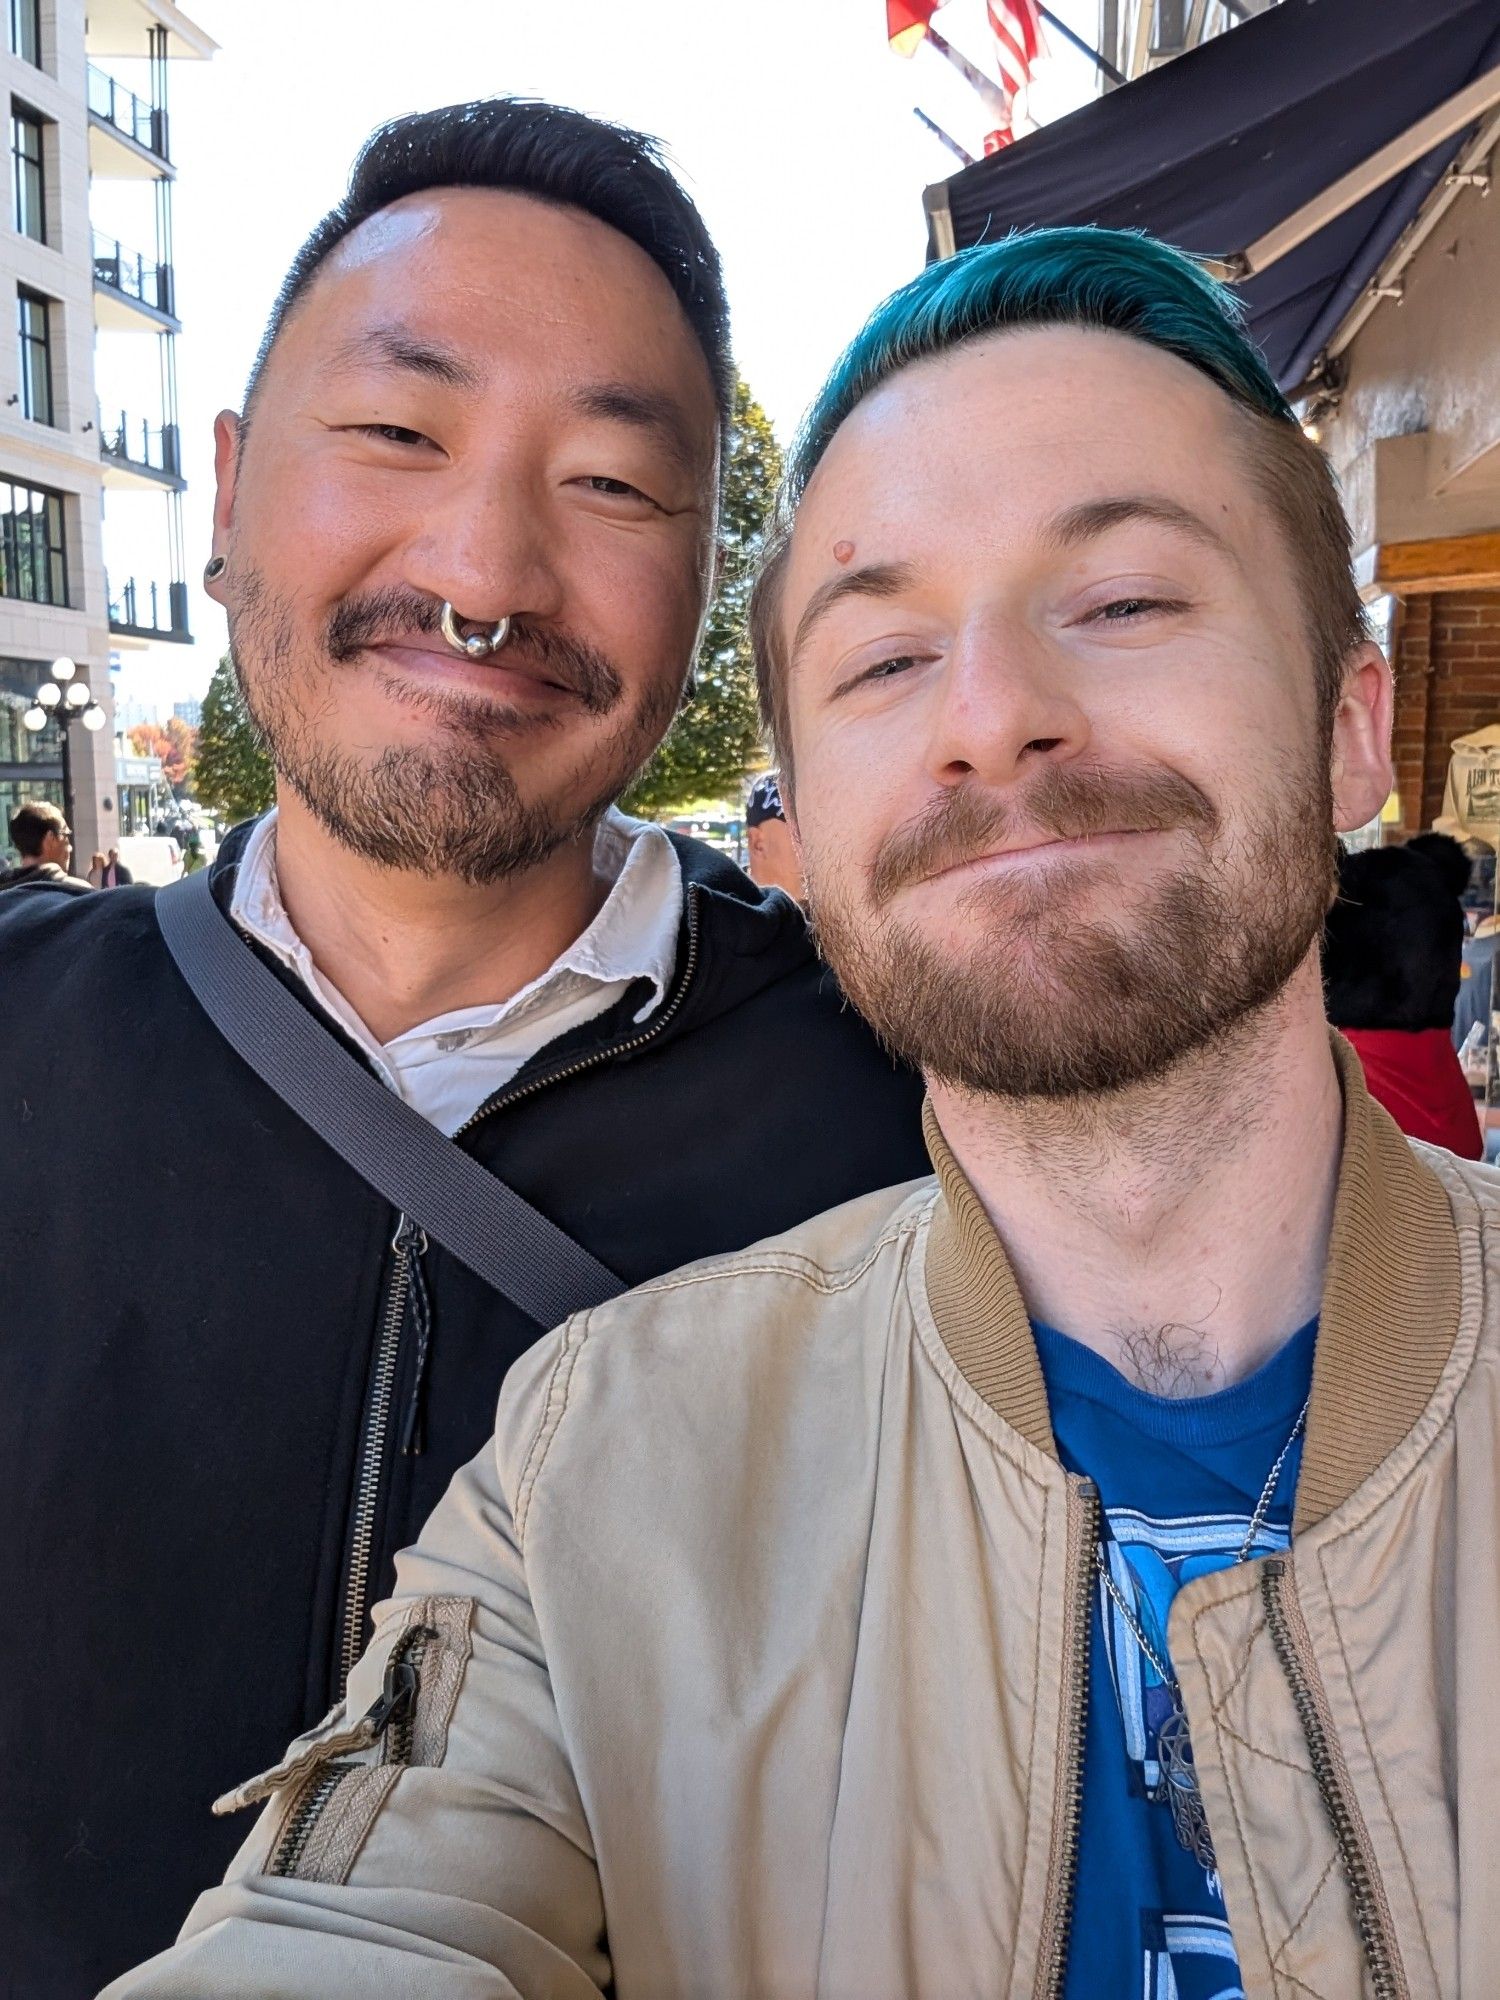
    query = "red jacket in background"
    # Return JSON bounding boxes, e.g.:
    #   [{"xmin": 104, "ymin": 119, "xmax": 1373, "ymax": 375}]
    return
[{"xmin": 1340, "ymin": 1026, "xmax": 1483, "ymax": 1160}]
